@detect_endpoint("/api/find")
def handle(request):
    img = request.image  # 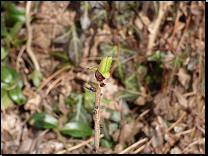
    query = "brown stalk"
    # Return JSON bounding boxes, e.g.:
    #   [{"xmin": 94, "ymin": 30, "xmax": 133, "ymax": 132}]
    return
[{"xmin": 93, "ymin": 80, "xmax": 103, "ymax": 154}]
